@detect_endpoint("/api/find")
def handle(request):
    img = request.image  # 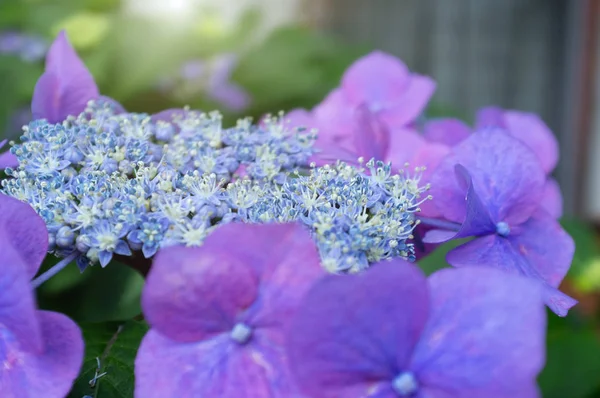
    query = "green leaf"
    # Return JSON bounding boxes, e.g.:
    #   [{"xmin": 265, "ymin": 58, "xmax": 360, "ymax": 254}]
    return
[
  {"xmin": 37, "ymin": 260, "xmax": 144, "ymax": 323},
  {"xmin": 68, "ymin": 320, "xmax": 149, "ymax": 398},
  {"xmin": 234, "ymin": 26, "xmax": 367, "ymax": 114},
  {"xmin": 417, "ymin": 238, "xmax": 468, "ymax": 275},
  {"xmin": 561, "ymin": 218, "xmax": 600, "ymax": 292},
  {"xmin": 539, "ymin": 313, "xmax": 600, "ymax": 398}
]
